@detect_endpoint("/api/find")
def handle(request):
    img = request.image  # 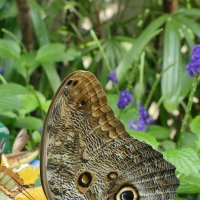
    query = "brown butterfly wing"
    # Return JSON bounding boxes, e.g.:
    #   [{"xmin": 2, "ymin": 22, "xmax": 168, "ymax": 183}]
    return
[{"xmin": 41, "ymin": 71, "xmax": 179, "ymax": 200}]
